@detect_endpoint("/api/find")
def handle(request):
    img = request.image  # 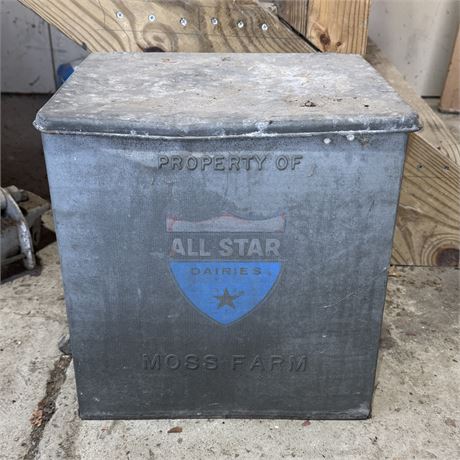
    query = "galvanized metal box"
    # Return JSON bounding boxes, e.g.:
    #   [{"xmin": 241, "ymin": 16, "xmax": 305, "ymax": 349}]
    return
[{"xmin": 35, "ymin": 53, "xmax": 419, "ymax": 419}]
